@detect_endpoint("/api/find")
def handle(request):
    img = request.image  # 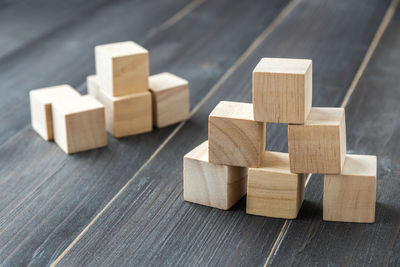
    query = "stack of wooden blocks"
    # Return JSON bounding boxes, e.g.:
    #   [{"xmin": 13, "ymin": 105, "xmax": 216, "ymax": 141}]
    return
[
  {"xmin": 30, "ymin": 41, "xmax": 190, "ymax": 154},
  {"xmin": 184, "ymin": 57, "xmax": 377, "ymax": 223}
]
